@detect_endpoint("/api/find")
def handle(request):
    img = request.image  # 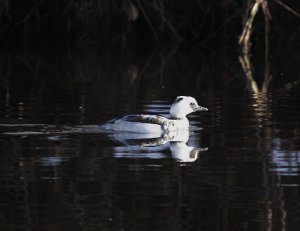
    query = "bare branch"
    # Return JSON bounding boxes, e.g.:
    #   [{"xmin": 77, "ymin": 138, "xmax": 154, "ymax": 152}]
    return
[{"xmin": 274, "ymin": 0, "xmax": 300, "ymax": 19}]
